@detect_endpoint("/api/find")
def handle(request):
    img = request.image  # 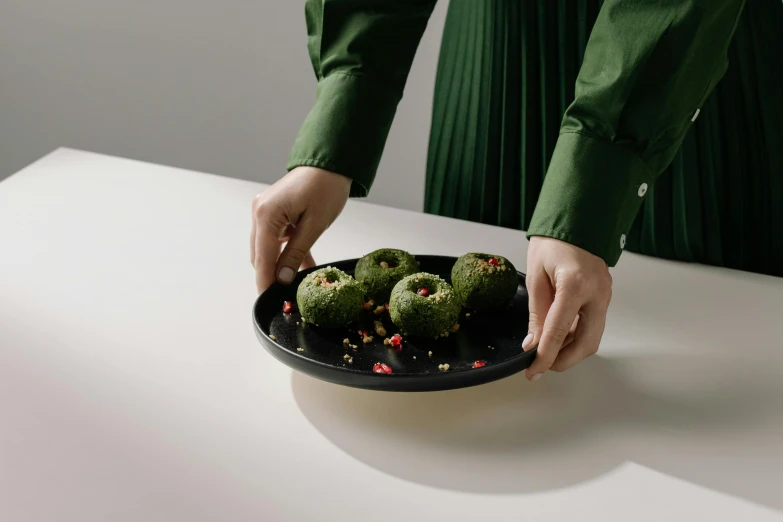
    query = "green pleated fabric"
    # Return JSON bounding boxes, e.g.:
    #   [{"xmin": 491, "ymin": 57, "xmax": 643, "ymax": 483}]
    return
[{"xmin": 425, "ymin": 0, "xmax": 783, "ymax": 277}]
